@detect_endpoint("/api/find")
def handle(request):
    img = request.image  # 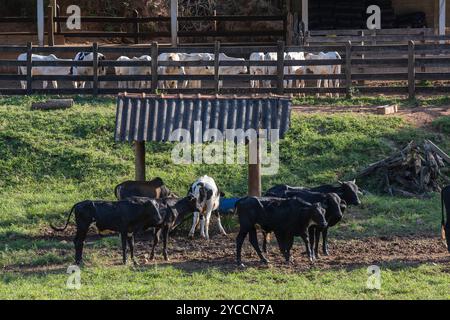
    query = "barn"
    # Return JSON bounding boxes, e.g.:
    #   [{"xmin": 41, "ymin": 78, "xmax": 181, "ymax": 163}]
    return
[{"xmin": 290, "ymin": 0, "xmax": 448, "ymax": 35}]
